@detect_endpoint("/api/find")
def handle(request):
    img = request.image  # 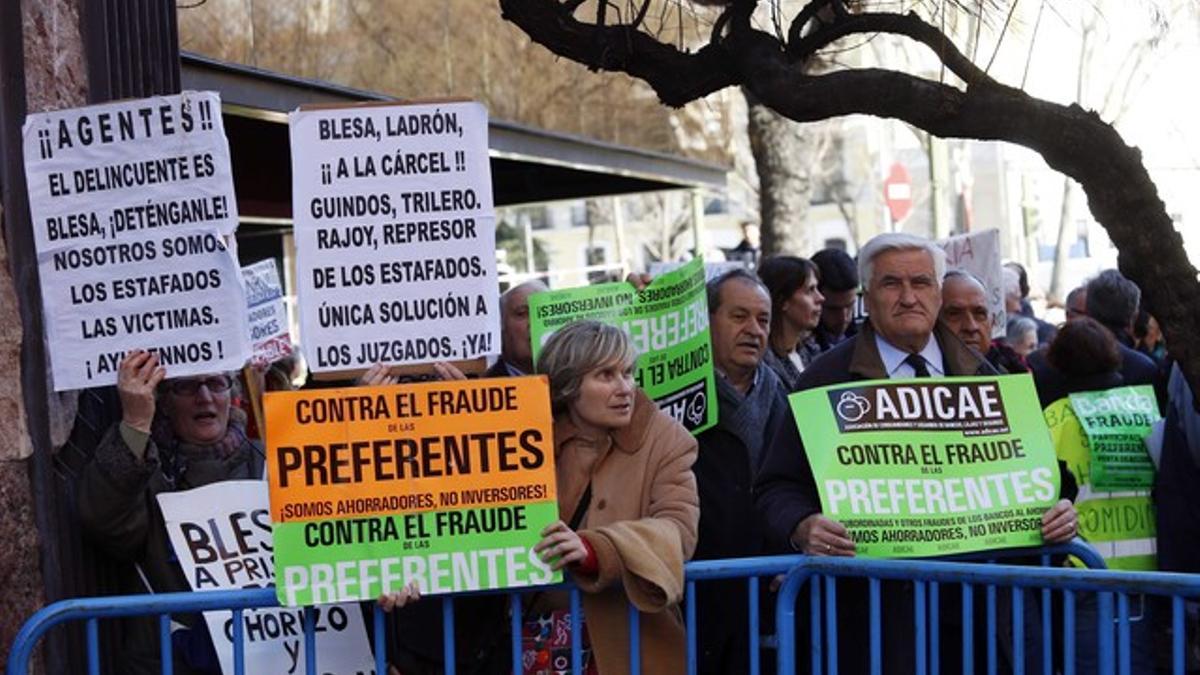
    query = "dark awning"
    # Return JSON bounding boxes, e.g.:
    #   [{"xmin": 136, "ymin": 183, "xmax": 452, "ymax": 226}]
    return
[{"xmin": 180, "ymin": 52, "xmax": 727, "ymax": 220}]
